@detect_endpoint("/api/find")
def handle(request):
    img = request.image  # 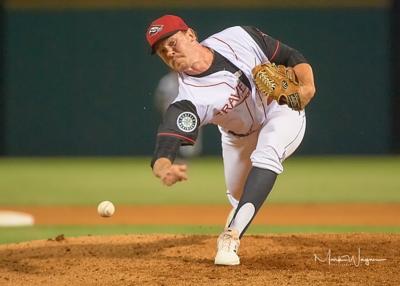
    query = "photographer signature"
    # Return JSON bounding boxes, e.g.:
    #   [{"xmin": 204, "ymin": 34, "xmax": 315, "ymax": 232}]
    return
[{"xmin": 314, "ymin": 248, "xmax": 386, "ymax": 267}]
